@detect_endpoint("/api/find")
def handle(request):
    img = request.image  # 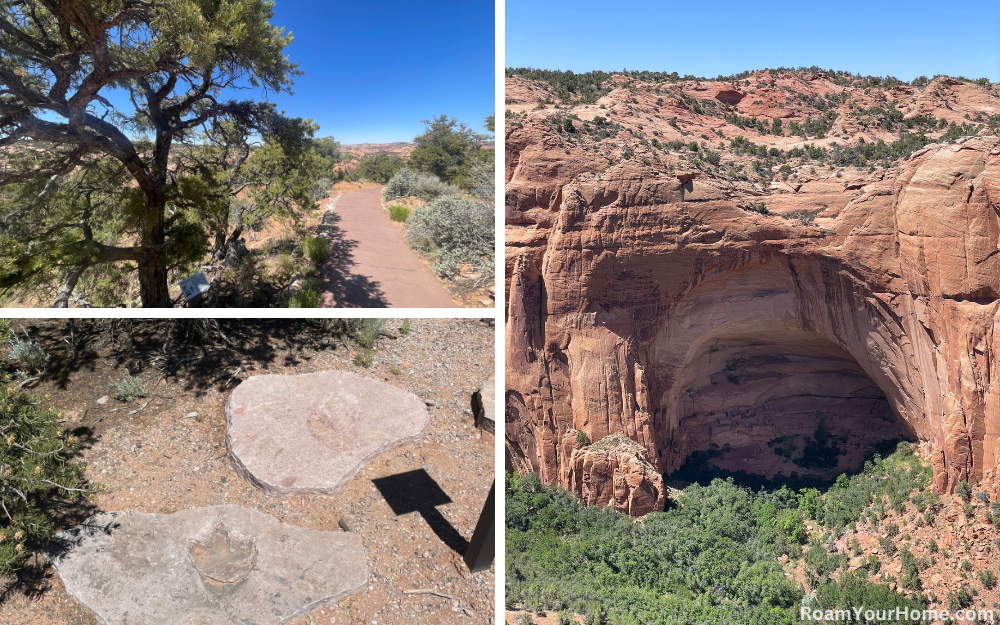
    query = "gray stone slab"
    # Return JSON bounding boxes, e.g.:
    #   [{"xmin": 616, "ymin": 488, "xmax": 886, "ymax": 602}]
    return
[
  {"xmin": 473, "ymin": 375, "xmax": 495, "ymax": 434},
  {"xmin": 45, "ymin": 505, "xmax": 367, "ymax": 625},
  {"xmin": 226, "ymin": 370, "xmax": 429, "ymax": 497}
]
